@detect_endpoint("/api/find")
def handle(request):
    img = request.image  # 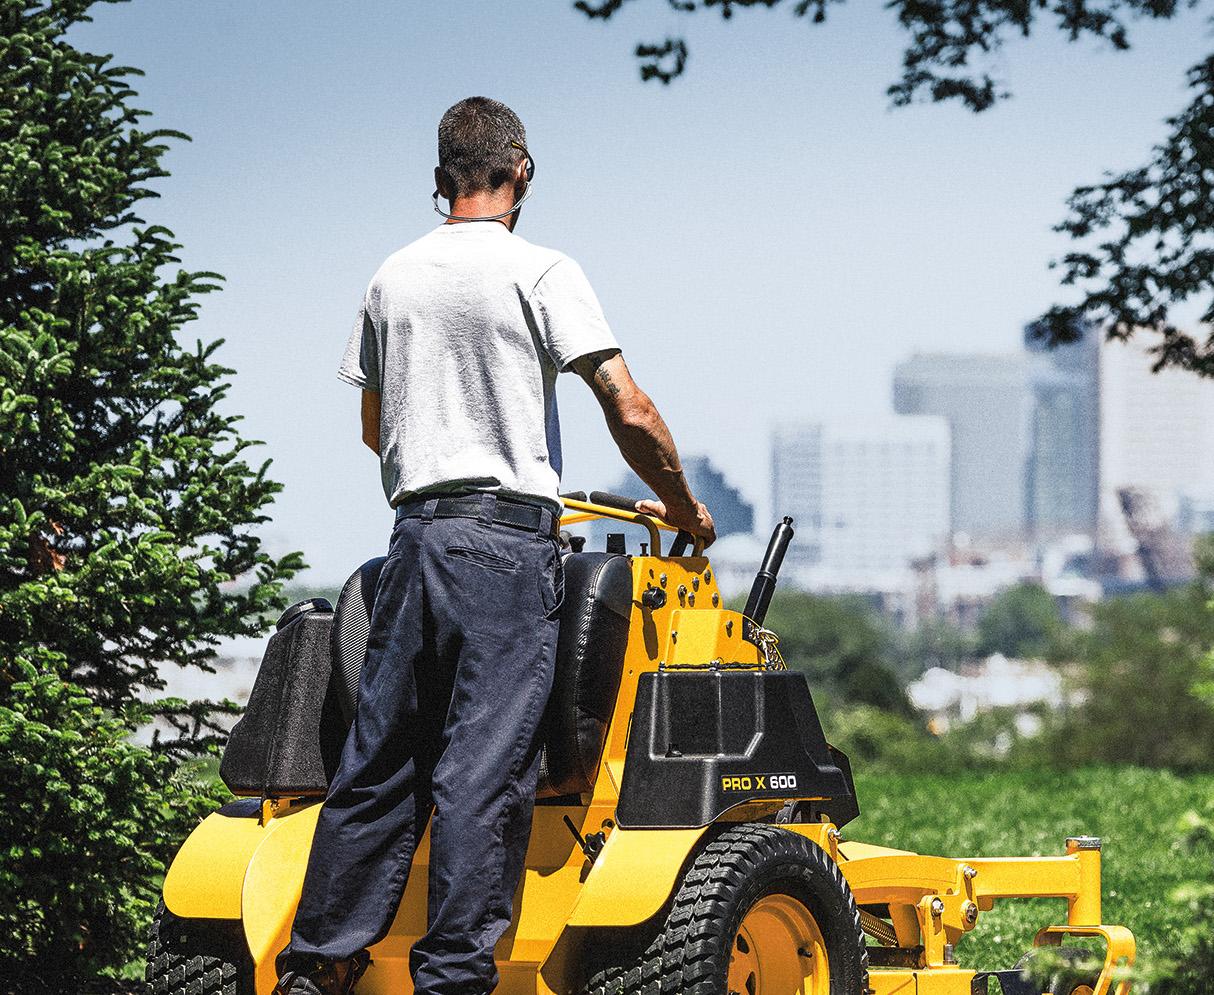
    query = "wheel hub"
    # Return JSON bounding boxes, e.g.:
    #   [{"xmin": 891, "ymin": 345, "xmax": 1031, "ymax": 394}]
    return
[{"xmin": 728, "ymin": 894, "xmax": 829, "ymax": 995}]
